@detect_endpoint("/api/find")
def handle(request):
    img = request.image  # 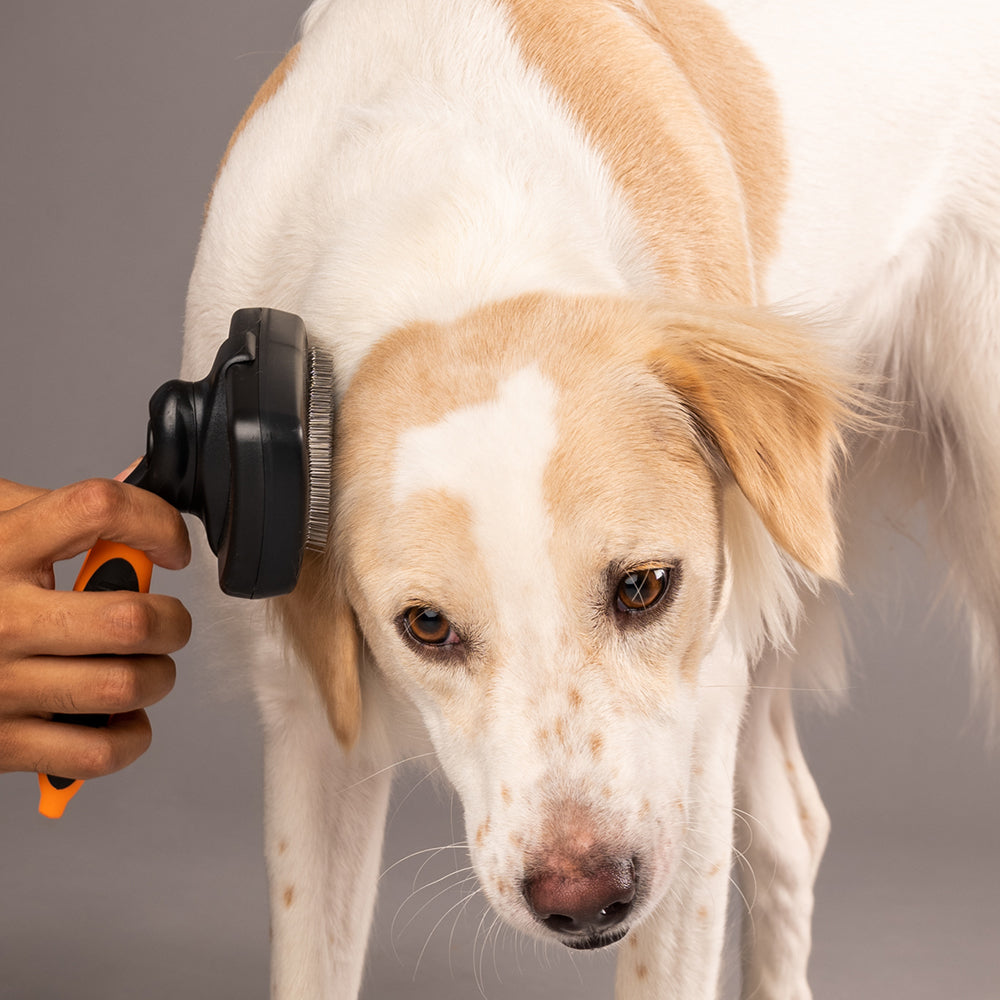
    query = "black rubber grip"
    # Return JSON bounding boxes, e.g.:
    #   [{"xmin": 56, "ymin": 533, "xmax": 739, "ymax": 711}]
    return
[
  {"xmin": 81, "ymin": 556, "xmax": 141, "ymax": 592},
  {"xmin": 46, "ymin": 557, "xmax": 141, "ymax": 785}
]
